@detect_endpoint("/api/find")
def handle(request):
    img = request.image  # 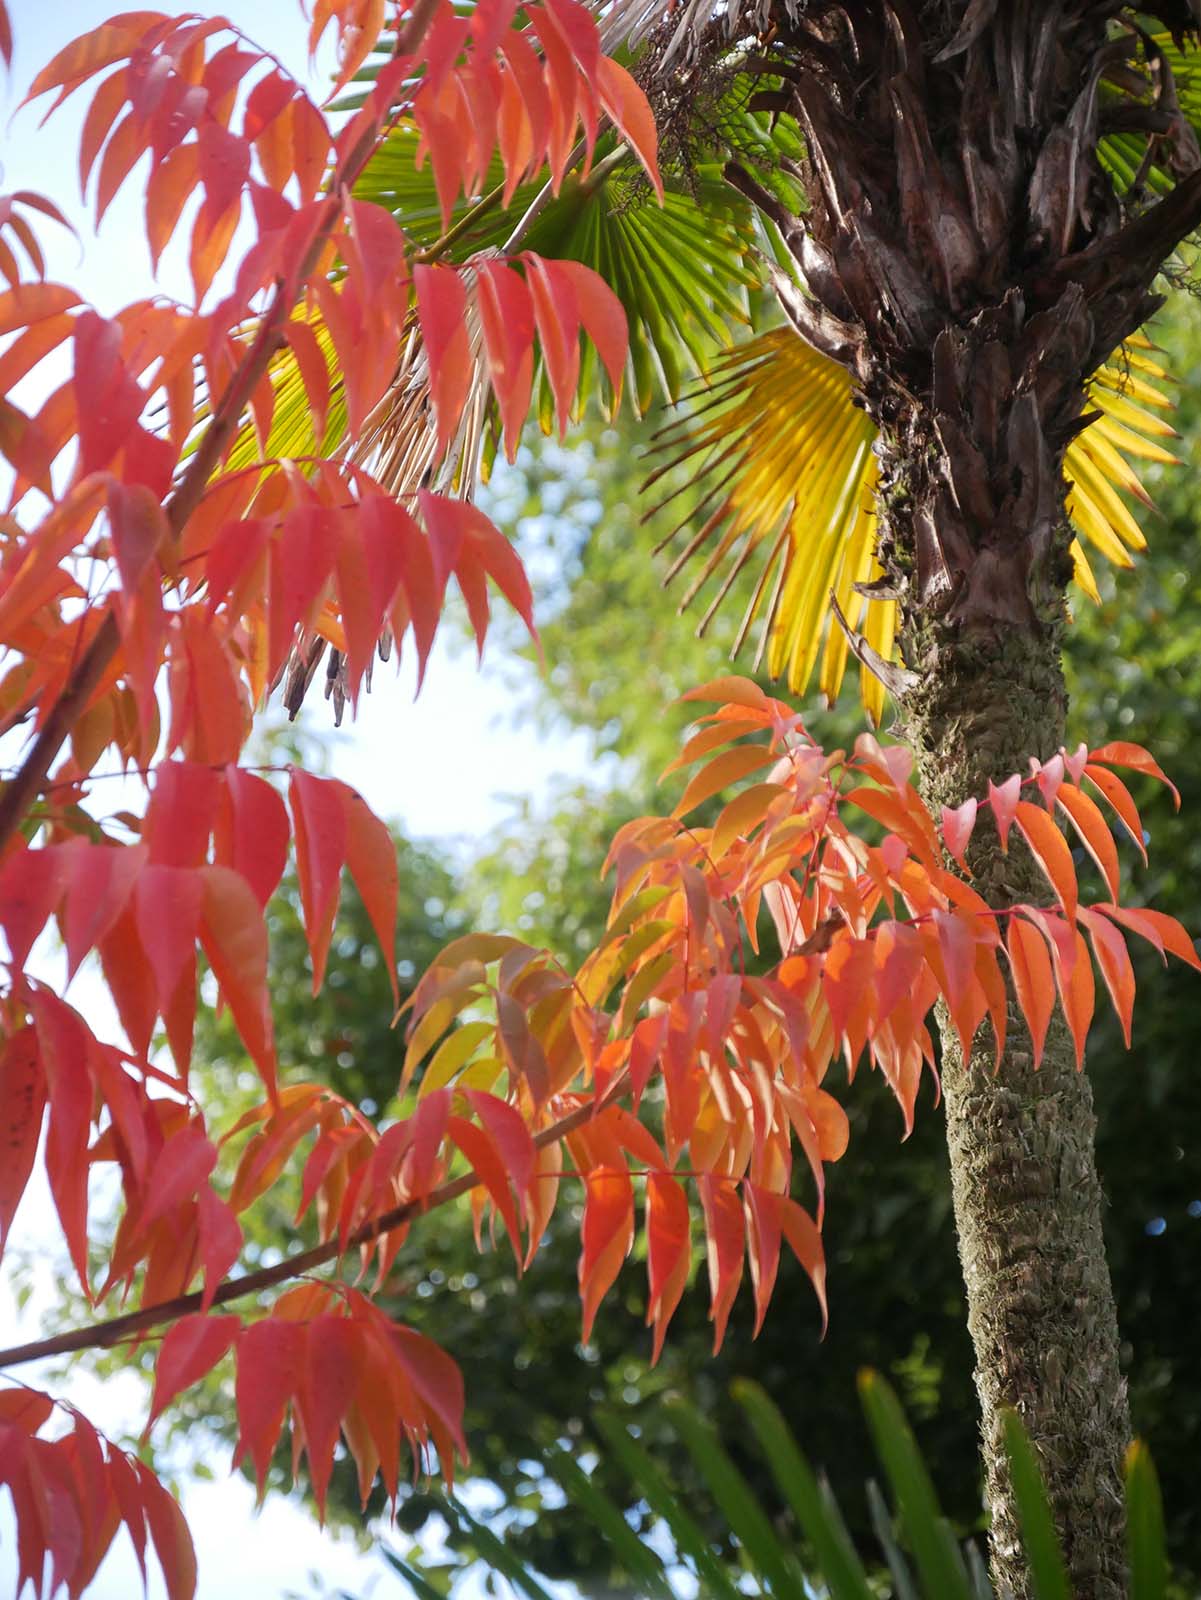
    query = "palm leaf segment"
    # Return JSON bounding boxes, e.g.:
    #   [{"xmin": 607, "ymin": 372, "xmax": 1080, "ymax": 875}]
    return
[
  {"xmin": 243, "ymin": 128, "xmax": 769, "ymax": 482},
  {"xmin": 650, "ymin": 328, "xmax": 1177, "ymax": 725}
]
